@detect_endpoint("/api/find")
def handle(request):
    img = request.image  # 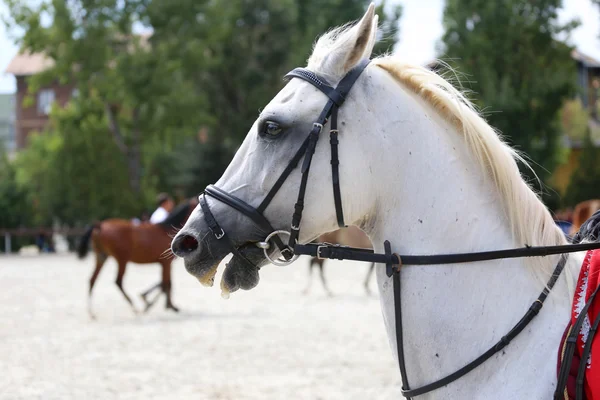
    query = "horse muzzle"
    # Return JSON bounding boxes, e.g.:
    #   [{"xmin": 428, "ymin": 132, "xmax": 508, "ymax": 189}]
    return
[{"xmin": 171, "ymin": 204, "xmax": 279, "ymax": 297}]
